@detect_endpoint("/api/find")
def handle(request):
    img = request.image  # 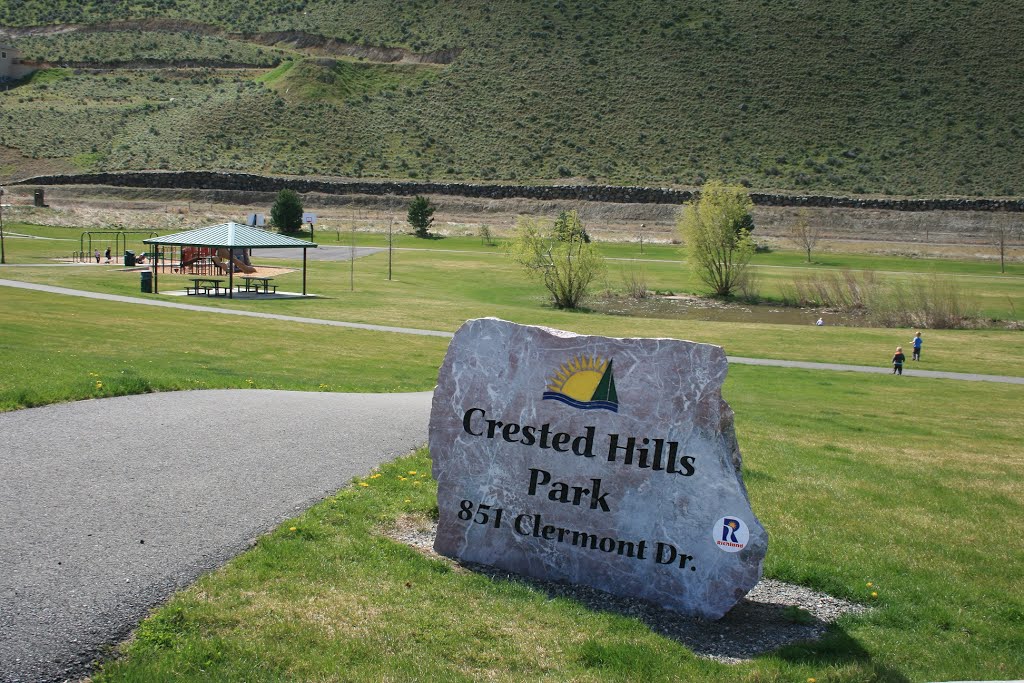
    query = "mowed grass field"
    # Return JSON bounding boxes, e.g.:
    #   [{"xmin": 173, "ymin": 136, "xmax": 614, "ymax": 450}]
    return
[
  {"xmin": 0, "ymin": 222, "xmax": 1022, "ymax": 681},
  {"xmin": 1, "ymin": 222, "xmax": 1022, "ymax": 400},
  {"xmin": 89, "ymin": 370, "xmax": 1024, "ymax": 682}
]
